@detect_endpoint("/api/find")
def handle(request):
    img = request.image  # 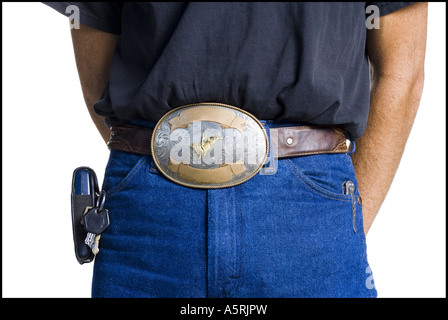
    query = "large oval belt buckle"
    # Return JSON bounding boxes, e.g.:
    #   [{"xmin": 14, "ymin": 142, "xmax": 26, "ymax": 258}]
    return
[{"xmin": 151, "ymin": 102, "xmax": 269, "ymax": 189}]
